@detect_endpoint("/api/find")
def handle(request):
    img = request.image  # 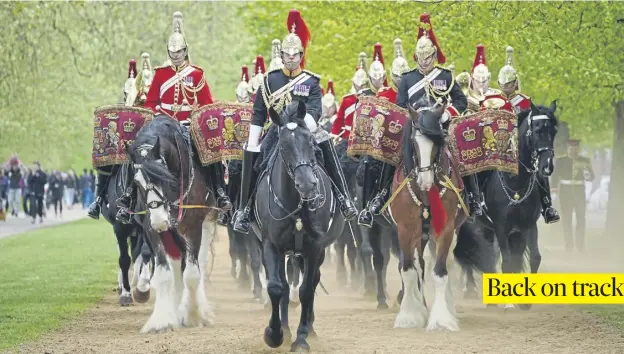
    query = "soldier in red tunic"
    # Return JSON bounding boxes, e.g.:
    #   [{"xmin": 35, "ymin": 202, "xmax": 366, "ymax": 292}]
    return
[
  {"xmin": 331, "ymin": 53, "xmax": 369, "ymax": 143},
  {"xmin": 249, "ymin": 55, "xmax": 266, "ymax": 103},
  {"xmin": 320, "ymin": 80, "xmax": 337, "ymax": 131},
  {"xmin": 143, "ymin": 11, "xmax": 232, "ymax": 212},
  {"xmin": 497, "ymin": 46, "xmax": 560, "ymax": 224}
]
